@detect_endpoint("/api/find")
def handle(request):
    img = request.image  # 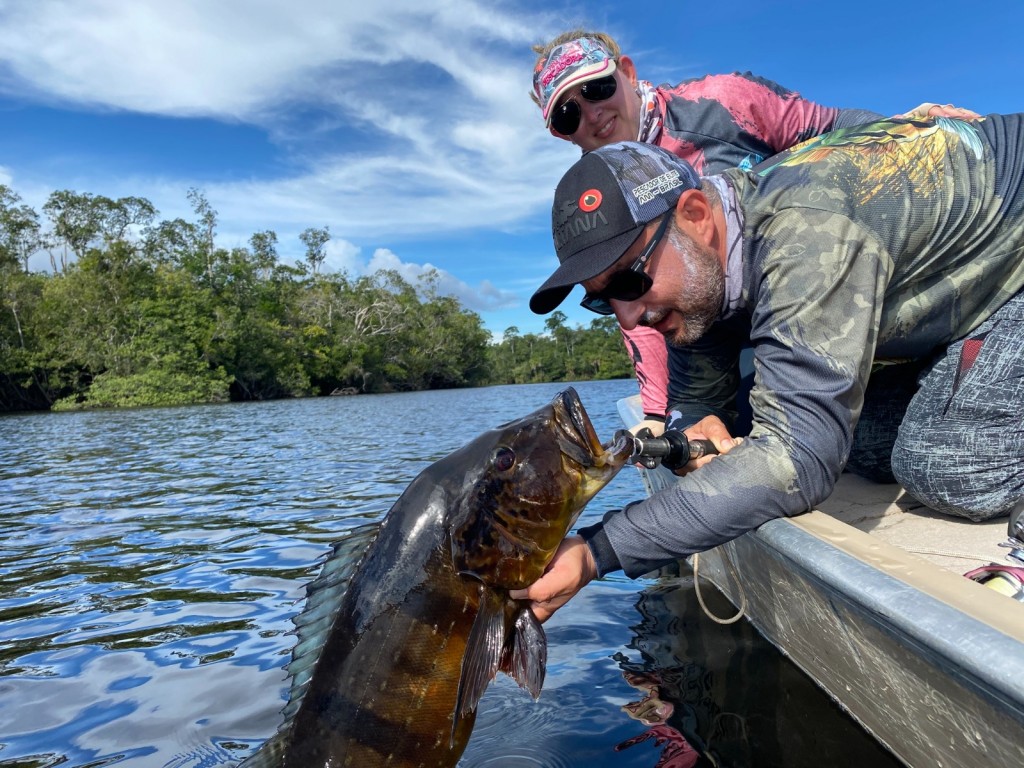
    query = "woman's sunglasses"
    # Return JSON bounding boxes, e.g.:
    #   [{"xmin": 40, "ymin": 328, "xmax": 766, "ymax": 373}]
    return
[
  {"xmin": 580, "ymin": 210, "xmax": 672, "ymax": 315},
  {"xmin": 551, "ymin": 75, "xmax": 618, "ymax": 136}
]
